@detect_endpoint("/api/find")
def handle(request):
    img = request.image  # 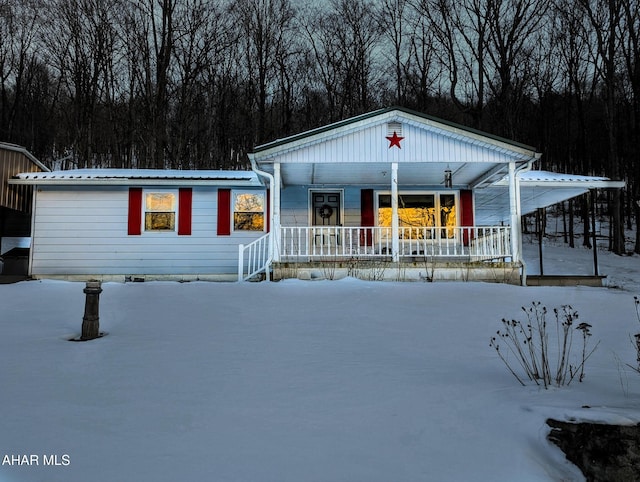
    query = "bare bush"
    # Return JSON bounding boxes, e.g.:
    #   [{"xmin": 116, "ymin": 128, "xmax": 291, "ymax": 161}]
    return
[{"xmin": 490, "ymin": 302, "xmax": 598, "ymax": 388}]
